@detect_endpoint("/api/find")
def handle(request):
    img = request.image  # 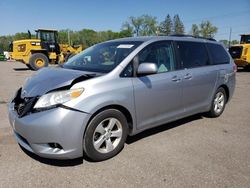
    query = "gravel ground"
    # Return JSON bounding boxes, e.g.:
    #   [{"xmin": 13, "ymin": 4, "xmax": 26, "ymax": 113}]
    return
[{"xmin": 0, "ymin": 61, "xmax": 249, "ymax": 188}]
